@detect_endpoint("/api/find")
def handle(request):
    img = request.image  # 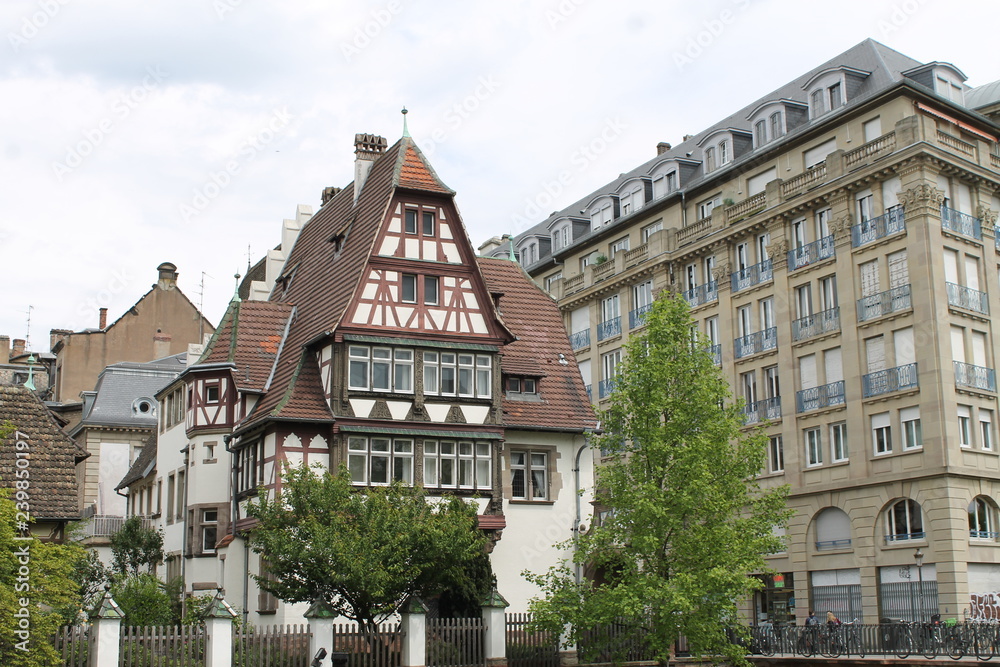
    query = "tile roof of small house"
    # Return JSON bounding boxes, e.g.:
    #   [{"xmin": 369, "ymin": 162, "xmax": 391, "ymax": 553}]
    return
[
  {"xmin": 116, "ymin": 431, "xmax": 156, "ymax": 490},
  {"xmin": 0, "ymin": 385, "xmax": 88, "ymax": 520}
]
